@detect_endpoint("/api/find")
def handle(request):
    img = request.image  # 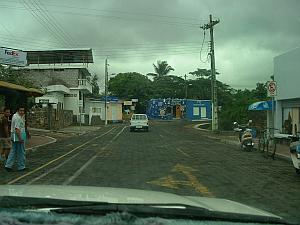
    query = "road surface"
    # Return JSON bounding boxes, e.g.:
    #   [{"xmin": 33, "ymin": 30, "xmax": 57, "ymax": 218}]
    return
[{"xmin": 1, "ymin": 121, "xmax": 299, "ymax": 223}]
